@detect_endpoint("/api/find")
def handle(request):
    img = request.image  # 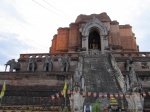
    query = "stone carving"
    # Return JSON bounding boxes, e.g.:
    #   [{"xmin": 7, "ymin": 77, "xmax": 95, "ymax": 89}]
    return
[
  {"xmin": 5, "ymin": 59, "xmax": 21, "ymax": 72},
  {"xmin": 27, "ymin": 58, "xmax": 37, "ymax": 72},
  {"xmin": 124, "ymin": 58, "xmax": 143, "ymax": 92},
  {"xmin": 109, "ymin": 53, "xmax": 118, "ymax": 71},
  {"xmin": 69, "ymin": 56, "xmax": 85, "ymax": 112},
  {"xmin": 124, "ymin": 57, "xmax": 133, "ymax": 71},
  {"xmin": 58, "ymin": 56, "xmax": 71, "ymax": 72},
  {"xmin": 73, "ymin": 71, "xmax": 81, "ymax": 91},
  {"xmin": 71, "ymin": 92, "xmax": 84, "ymax": 112},
  {"xmin": 141, "ymin": 62, "xmax": 149, "ymax": 69},
  {"xmin": 72, "ymin": 56, "xmax": 84, "ymax": 91},
  {"xmin": 129, "ymin": 67, "xmax": 142, "ymax": 92},
  {"xmin": 43, "ymin": 57, "xmax": 53, "ymax": 71},
  {"xmin": 124, "ymin": 75, "xmax": 130, "ymax": 93},
  {"xmin": 80, "ymin": 16, "xmax": 109, "ymax": 53},
  {"xmin": 109, "ymin": 53, "xmax": 126, "ymax": 93}
]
